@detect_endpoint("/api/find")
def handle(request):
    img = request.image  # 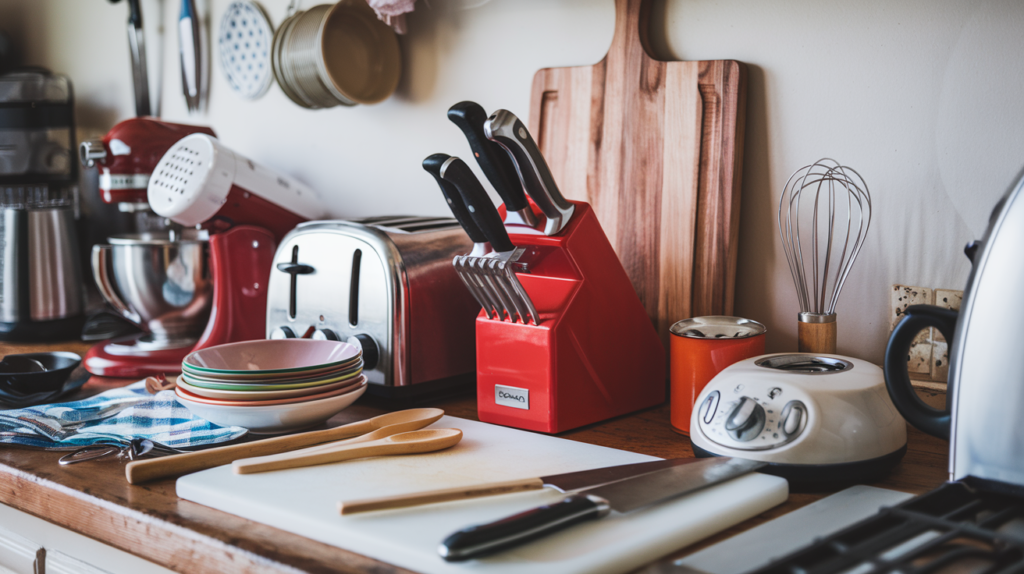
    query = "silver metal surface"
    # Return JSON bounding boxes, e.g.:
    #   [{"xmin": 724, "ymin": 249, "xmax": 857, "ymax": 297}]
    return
[
  {"xmin": 92, "ymin": 232, "xmax": 211, "ymax": 346},
  {"xmin": 948, "ymin": 169, "xmax": 1024, "ymax": 486},
  {"xmin": 485, "ymin": 110, "xmax": 575, "ymax": 236},
  {"xmin": 266, "ymin": 218, "xmax": 478, "ymax": 388},
  {"xmin": 754, "ymin": 354, "xmax": 852, "ymax": 373},
  {"xmin": 179, "ymin": 0, "xmax": 204, "ymax": 113},
  {"xmin": 28, "ymin": 207, "xmax": 83, "ymax": 321},
  {"xmin": 778, "ymin": 159, "xmax": 871, "ymax": 316},
  {"xmin": 78, "ymin": 139, "xmax": 106, "ymax": 168},
  {"xmin": 456, "ymin": 246, "xmax": 538, "ymax": 325},
  {"xmin": 670, "ymin": 316, "xmax": 766, "ymax": 339},
  {"xmin": 580, "ymin": 457, "xmax": 766, "ymax": 514},
  {"xmin": 0, "ymin": 205, "xmax": 84, "ymax": 323}
]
